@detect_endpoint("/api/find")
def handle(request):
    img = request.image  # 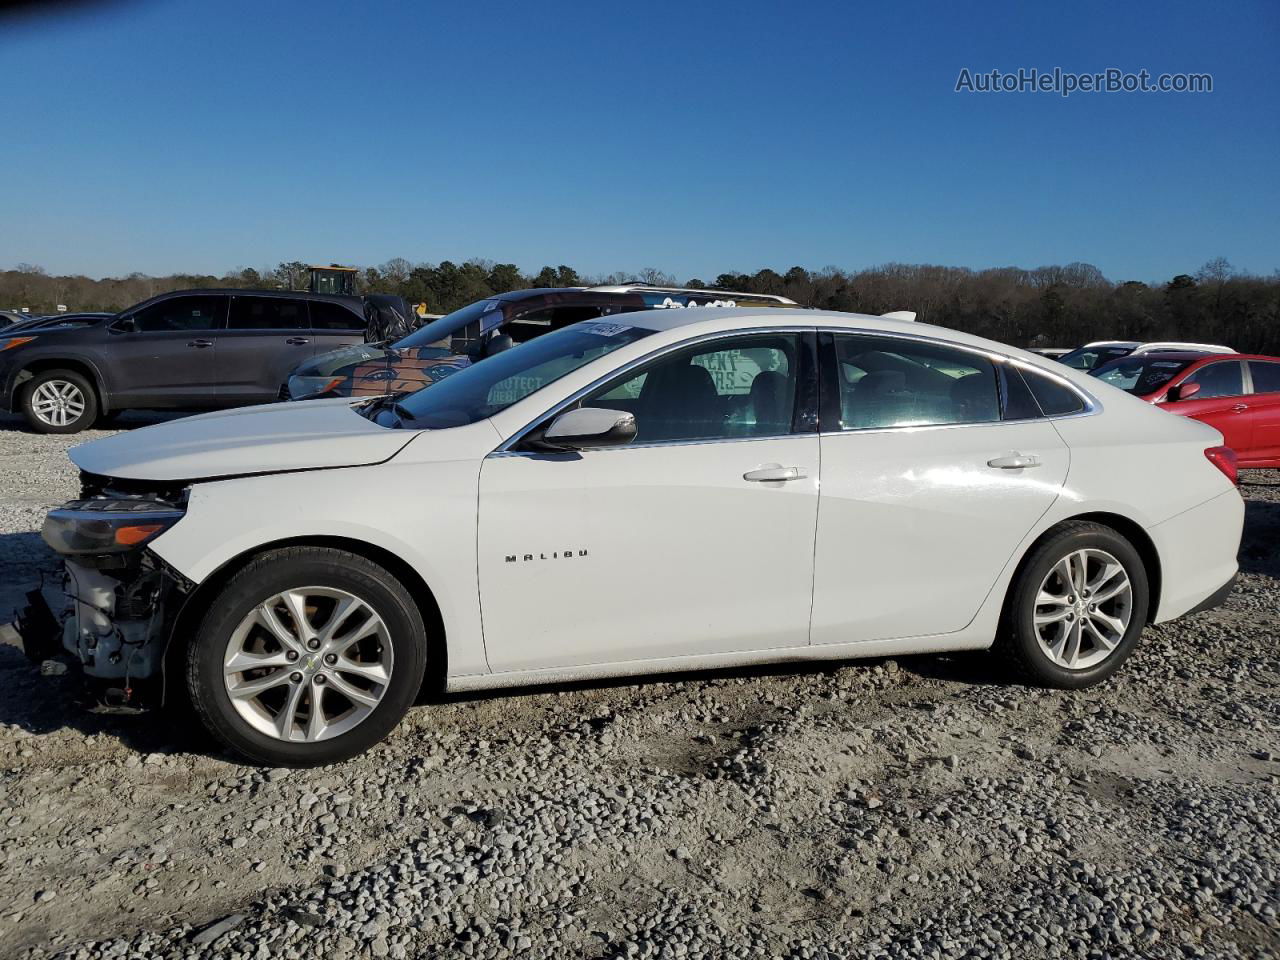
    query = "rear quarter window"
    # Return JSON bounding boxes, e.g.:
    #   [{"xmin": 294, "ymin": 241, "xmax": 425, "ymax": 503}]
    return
[{"xmin": 1021, "ymin": 367, "xmax": 1087, "ymax": 416}]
